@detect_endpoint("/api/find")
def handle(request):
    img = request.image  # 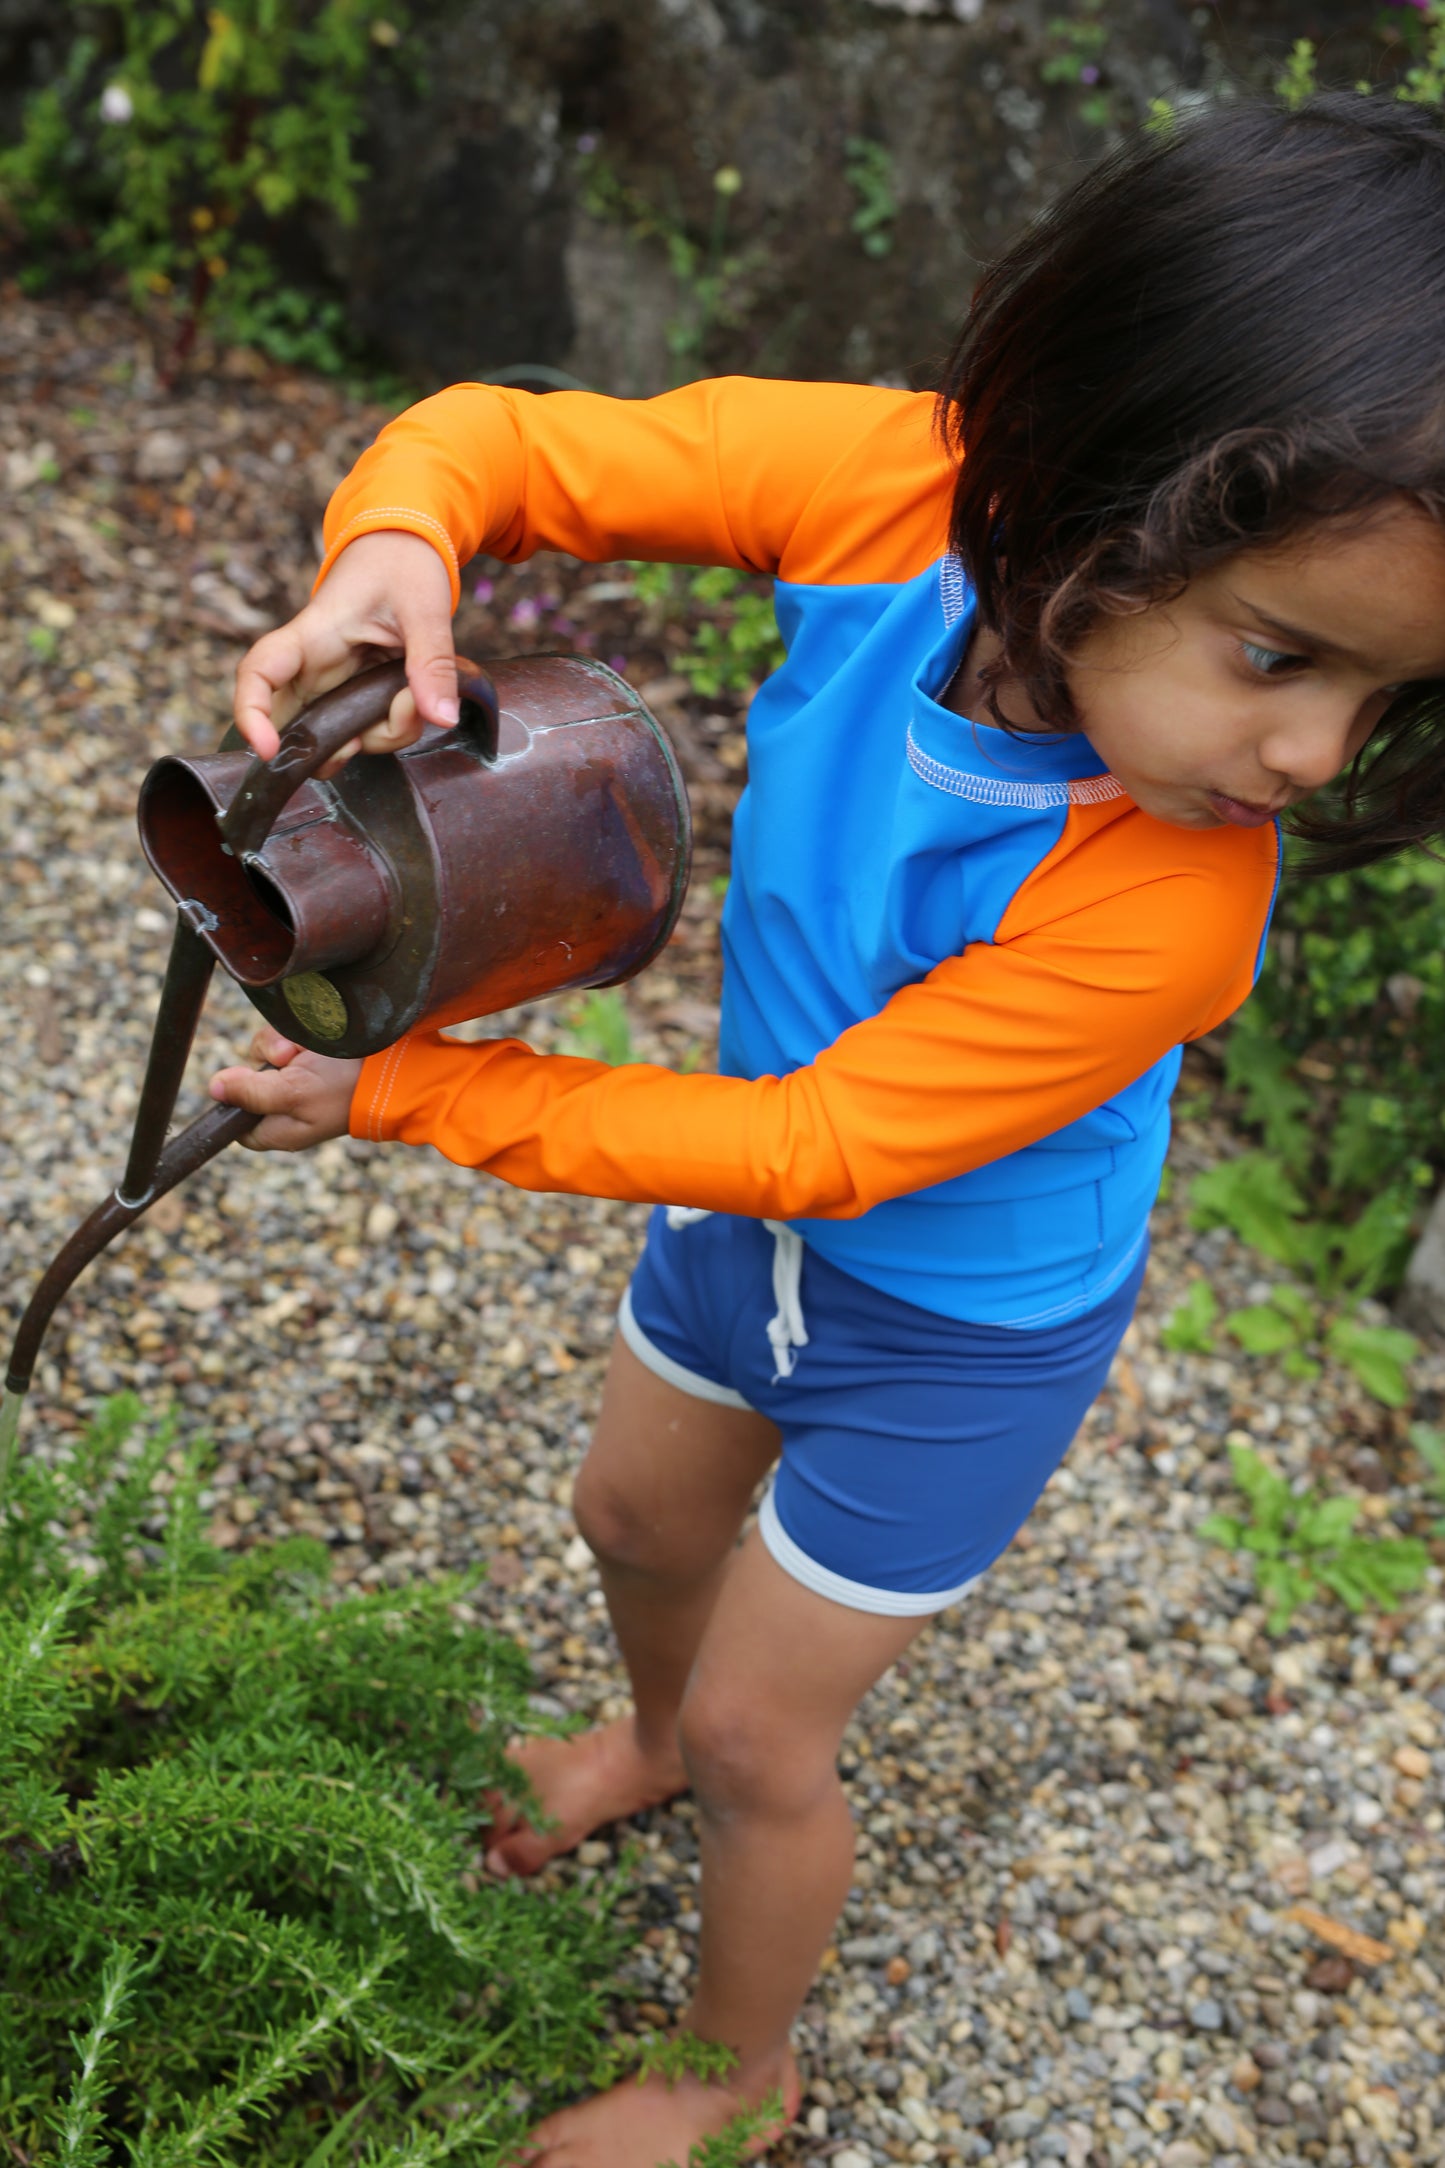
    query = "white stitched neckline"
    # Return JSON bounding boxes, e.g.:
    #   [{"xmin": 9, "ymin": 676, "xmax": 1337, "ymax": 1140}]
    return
[
  {"xmin": 906, "ymin": 726, "xmax": 1126, "ymax": 809},
  {"xmin": 939, "ymin": 552, "xmax": 969, "ymax": 628}
]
